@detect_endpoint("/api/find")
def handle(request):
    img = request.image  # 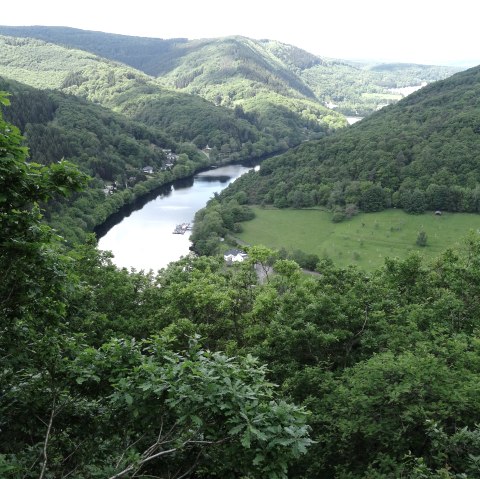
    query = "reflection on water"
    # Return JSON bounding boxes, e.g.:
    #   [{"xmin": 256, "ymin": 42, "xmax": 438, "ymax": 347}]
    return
[
  {"xmin": 195, "ymin": 175, "xmax": 231, "ymax": 183},
  {"xmin": 97, "ymin": 164, "xmax": 253, "ymax": 271},
  {"xmin": 172, "ymin": 176, "xmax": 194, "ymax": 190}
]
